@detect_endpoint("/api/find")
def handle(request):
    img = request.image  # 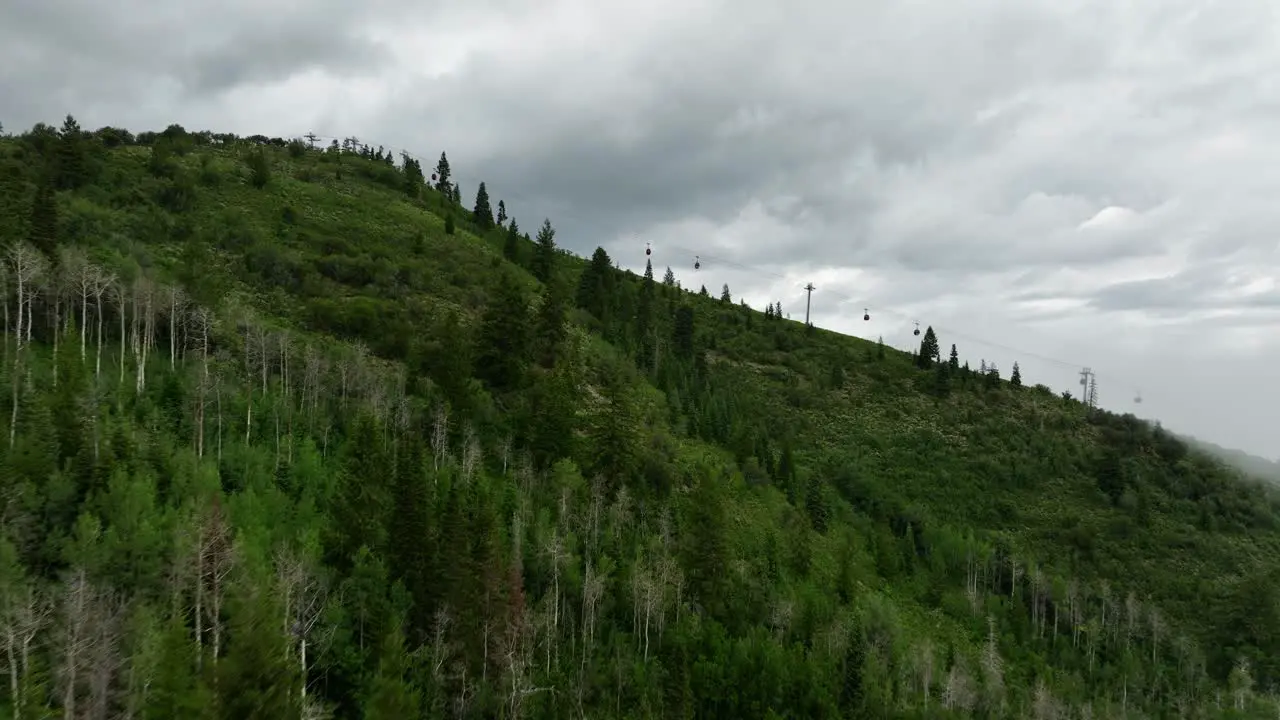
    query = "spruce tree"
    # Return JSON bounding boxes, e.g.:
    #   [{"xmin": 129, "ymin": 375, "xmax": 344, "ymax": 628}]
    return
[
  {"xmin": 576, "ymin": 247, "xmax": 615, "ymax": 322},
  {"xmin": 1011, "ymin": 361, "xmax": 1023, "ymax": 388},
  {"xmin": 532, "ymin": 219, "xmax": 557, "ymax": 283},
  {"xmin": 472, "ymin": 181, "xmax": 494, "ymax": 229},
  {"xmin": 503, "ymin": 219, "xmax": 521, "ymax": 264},
  {"xmin": 496, "ymin": 199, "xmax": 507, "ymax": 225},
  {"xmin": 452, "ymin": 182, "xmax": 461, "ymax": 204},
  {"xmin": 949, "ymin": 343, "xmax": 960, "ymax": 371},
  {"xmin": 28, "ymin": 175, "xmax": 58, "ymax": 262},
  {"xmin": 673, "ymin": 305, "xmax": 695, "ymax": 358},
  {"xmin": 401, "ymin": 152, "xmax": 424, "ymax": 197},
  {"xmin": 916, "ymin": 326, "xmax": 940, "ymax": 369},
  {"xmin": 474, "ymin": 269, "xmax": 532, "ymax": 392},
  {"xmin": 56, "ymin": 114, "xmax": 88, "ymax": 190},
  {"xmin": 433, "ymin": 151, "xmax": 452, "ymax": 193},
  {"xmin": 637, "ymin": 259, "xmax": 656, "ymax": 369},
  {"xmin": 720, "ymin": 284, "xmax": 731, "ymax": 303},
  {"xmin": 534, "ymin": 278, "xmax": 568, "ymax": 367}
]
